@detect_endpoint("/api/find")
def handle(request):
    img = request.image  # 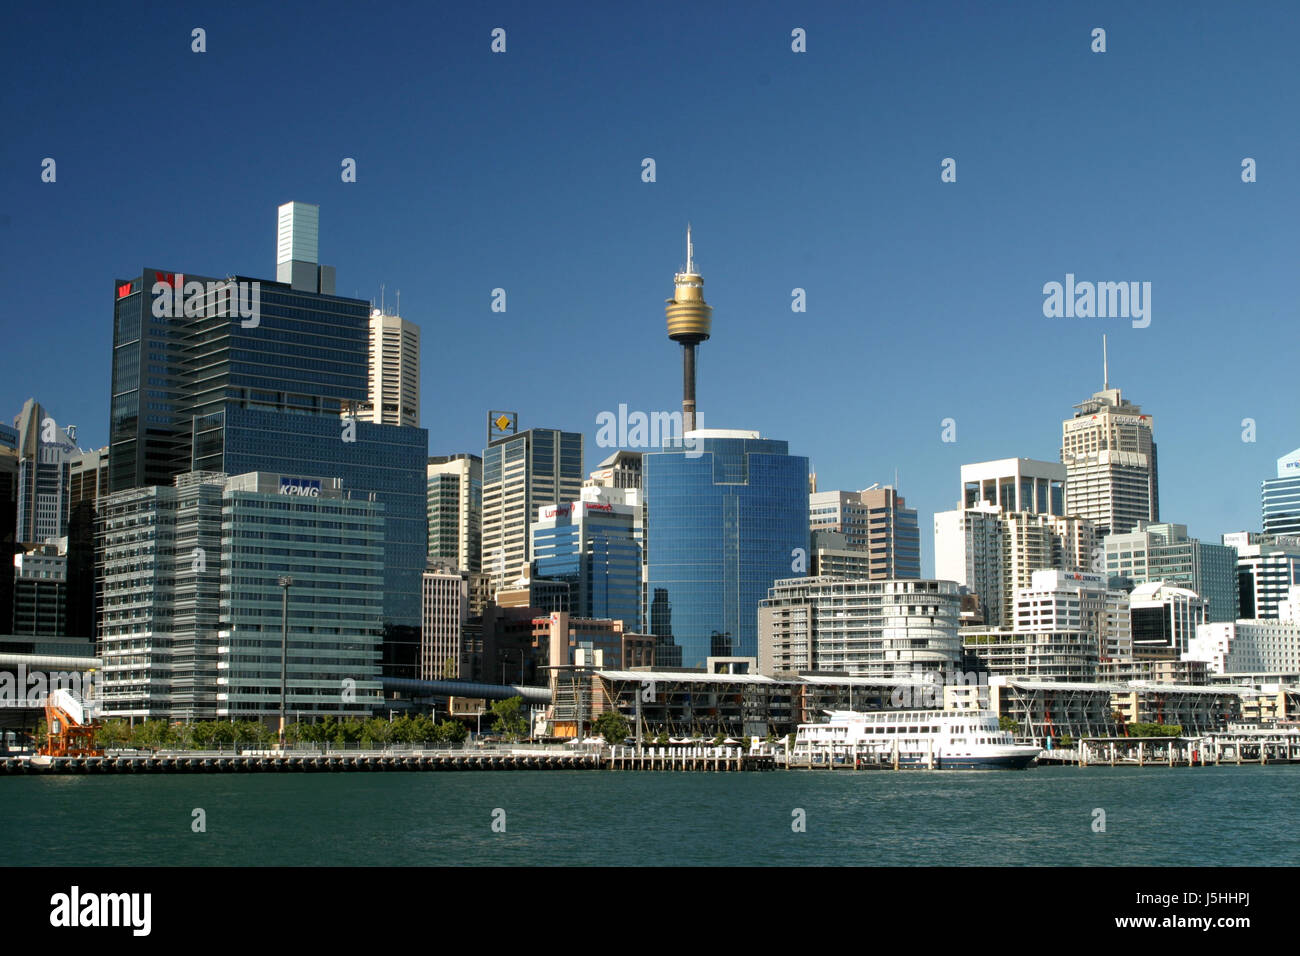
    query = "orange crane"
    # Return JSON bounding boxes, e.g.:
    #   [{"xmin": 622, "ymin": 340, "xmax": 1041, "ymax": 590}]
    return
[{"xmin": 39, "ymin": 689, "xmax": 104, "ymax": 757}]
